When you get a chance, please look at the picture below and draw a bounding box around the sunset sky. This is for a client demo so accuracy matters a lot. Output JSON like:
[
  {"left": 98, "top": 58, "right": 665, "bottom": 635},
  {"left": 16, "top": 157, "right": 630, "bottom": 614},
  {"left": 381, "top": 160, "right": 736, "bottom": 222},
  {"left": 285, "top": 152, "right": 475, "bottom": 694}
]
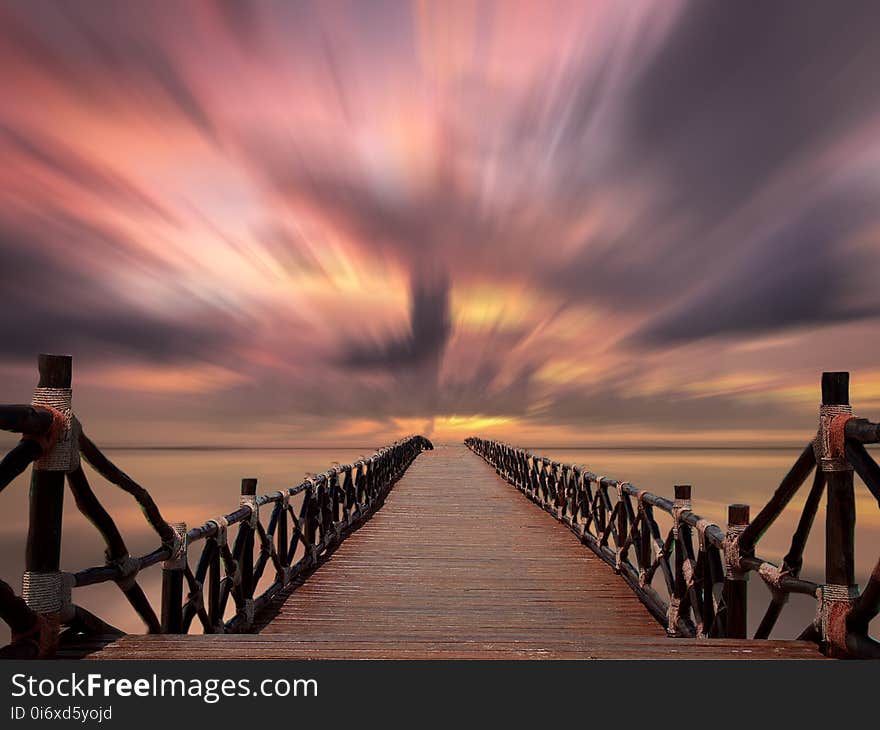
[{"left": 1, "top": 0, "right": 880, "bottom": 447}]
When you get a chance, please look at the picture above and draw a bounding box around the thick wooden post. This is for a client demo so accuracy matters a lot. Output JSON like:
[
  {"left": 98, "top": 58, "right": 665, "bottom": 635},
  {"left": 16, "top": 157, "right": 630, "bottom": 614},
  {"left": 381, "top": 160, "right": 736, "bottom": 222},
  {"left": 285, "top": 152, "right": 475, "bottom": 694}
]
[
  {"left": 822, "top": 372, "right": 855, "bottom": 588},
  {"left": 667, "top": 484, "right": 691, "bottom": 635},
  {"left": 724, "top": 503, "right": 750, "bottom": 639},
  {"left": 330, "top": 471, "right": 341, "bottom": 525},
  {"left": 231, "top": 477, "right": 258, "bottom": 630},
  {"left": 25, "top": 355, "right": 71, "bottom": 578},
  {"left": 276, "top": 493, "right": 289, "bottom": 570},
  {"left": 207, "top": 538, "right": 222, "bottom": 631},
  {"left": 160, "top": 521, "right": 187, "bottom": 633},
  {"left": 300, "top": 484, "right": 316, "bottom": 563},
  {"left": 23, "top": 354, "right": 72, "bottom": 634},
  {"left": 638, "top": 502, "right": 653, "bottom": 576},
  {"left": 240, "top": 478, "right": 257, "bottom": 600},
  {"left": 616, "top": 483, "right": 628, "bottom": 549}
]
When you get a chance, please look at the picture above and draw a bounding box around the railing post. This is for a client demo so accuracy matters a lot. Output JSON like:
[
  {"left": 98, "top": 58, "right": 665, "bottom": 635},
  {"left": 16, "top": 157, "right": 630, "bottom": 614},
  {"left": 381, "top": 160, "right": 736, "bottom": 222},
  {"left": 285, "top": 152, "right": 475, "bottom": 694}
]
[
  {"left": 276, "top": 492, "right": 289, "bottom": 577},
  {"left": 667, "top": 484, "right": 691, "bottom": 636},
  {"left": 208, "top": 534, "right": 222, "bottom": 631},
  {"left": 818, "top": 371, "right": 857, "bottom": 656},
  {"left": 301, "top": 482, "right": 317, "bottom": 564},
  {"left": 239, "top": 478, "right": 257, "bottom": 627},
  {"left": 160, "top": 521, "right": 187, "bottom": 633},
  {"left": 23, "top": 354, "right": 73, "bottom": 636},
  {"left": 822, "top": 372, "right": 855, "bottom": 588},
  {"left": 616, "top": 482, "right": 628, "bottom": 552},
  {"left": 723, "top": 504, "right": 749, "bottom": 639},
  {"left": 329, "top": 471, "right": 341, "bottom": 538},
  {"left": 638, "top": 498, "right": 652, "bottom": 581}
]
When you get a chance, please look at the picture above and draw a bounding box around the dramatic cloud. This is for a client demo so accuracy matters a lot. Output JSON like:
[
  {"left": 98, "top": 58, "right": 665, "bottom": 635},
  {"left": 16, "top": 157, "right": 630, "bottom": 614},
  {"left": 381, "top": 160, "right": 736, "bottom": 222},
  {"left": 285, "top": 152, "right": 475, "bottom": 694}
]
[
  {"left": 1, "top": 0, "right": 879, "bottom": 446},
  {"left": 626, "top": 1, "right": 880, "bottom": 216},
  {"left": 339, "top": 273, "right": 451, "bottom": 373},
  {"left": 630, "top": 189, "right": 880, "bottom": 345}
]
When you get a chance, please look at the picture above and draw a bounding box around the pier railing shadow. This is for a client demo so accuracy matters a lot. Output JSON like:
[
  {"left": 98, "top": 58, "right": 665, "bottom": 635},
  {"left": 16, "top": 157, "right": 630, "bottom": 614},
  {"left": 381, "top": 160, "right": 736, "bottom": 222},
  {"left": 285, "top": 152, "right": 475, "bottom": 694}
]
[
  {"left": 466, "top": 371, "right": 880, "bottom": 659},
  {"left": 0, "top": 353, "right": 433, "bottom": 658}
]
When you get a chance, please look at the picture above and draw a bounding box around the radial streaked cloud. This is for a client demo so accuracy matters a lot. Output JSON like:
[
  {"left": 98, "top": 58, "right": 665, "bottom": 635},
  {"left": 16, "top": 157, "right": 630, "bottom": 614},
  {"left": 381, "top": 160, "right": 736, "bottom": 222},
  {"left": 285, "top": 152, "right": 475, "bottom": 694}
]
[{"left": 1, "top": 0, "right": 879, "bottom": 447}]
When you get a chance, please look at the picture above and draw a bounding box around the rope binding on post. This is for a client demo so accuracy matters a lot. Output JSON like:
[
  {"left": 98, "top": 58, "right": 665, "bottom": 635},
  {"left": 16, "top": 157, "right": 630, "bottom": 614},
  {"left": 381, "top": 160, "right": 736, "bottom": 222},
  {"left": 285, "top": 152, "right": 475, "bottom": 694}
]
[
  {"left": 113, "top": 554, "right": 140, "bottom": 591},
  {"left": 635, "top": 490, "right": 651, "bottom": 587},
  {"left": 757, "top": 561, "right": 789, "bottom": 599},
  {"left": 672, "top": 488, "right": 691, "bottom": 539},
  {"left": 816, "top": 403, "right": 855, "bottom": 472},
  {"left": 275, "top": 490, "right": 290, "bottom": 511},
  {"left": 21, "top": 570, "right": 75, "bottom": 622},
  {"left": 208, "top": 516, "right": 229, "bottom": 547},
  {"left": 162, "top": 522, "right": 188, "bottom": 570},
  {"left": 815, "top": 583, "right": 859, "bottom": 657},
  {"left": 666, "top": 596, "right": 681, "bottom": 636},
  {"left": 240, "top": 492, "right": 259, "bottom": 529},
  {"left": 26, "top": 387, "right": 80, "bottom": 472},
  {"left": 614, "top": 481, "right": 632, "bottom": 572},
  {"left": 723, "top": 523, "right": 748, "bottom": 582}
]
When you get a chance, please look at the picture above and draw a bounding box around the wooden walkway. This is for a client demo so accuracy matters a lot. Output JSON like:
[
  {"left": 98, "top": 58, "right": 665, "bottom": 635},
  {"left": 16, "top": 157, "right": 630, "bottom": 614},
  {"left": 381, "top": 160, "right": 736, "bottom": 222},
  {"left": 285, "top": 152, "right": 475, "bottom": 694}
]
[{"left": 75, "top": 446, "right": 821, "bottom": 659}]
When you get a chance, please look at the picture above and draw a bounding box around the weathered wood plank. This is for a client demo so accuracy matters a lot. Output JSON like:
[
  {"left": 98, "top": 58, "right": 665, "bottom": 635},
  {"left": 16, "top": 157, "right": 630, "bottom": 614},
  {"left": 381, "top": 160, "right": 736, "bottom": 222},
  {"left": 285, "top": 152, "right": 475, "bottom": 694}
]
[{"left": 69, "top": 634, "right": 822, "bottom": 660}]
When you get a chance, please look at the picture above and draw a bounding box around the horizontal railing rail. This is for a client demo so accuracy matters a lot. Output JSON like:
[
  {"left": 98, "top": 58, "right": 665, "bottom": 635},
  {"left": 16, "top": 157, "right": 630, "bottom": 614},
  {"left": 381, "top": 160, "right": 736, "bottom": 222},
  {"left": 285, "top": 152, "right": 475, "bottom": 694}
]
[
  {"left": 466, "top": 373, "right": 880, "bottom": 658},
  {"left": 0, "top": 353, "right": 433, "bottom": 658}
]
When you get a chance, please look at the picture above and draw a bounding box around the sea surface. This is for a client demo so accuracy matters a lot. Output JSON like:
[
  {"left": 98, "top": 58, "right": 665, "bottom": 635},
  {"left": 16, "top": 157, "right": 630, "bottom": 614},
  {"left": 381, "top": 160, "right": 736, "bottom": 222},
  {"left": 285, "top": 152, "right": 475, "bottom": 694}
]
[{"left": 1, "top": 444, "right": 878, "bottom": 646}]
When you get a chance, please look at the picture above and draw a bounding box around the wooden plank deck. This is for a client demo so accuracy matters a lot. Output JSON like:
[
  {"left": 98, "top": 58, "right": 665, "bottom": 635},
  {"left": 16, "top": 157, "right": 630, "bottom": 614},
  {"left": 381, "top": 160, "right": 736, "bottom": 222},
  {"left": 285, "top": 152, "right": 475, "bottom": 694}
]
[{"left": 75, "top": 445, "right": 822, "bottom": 659}]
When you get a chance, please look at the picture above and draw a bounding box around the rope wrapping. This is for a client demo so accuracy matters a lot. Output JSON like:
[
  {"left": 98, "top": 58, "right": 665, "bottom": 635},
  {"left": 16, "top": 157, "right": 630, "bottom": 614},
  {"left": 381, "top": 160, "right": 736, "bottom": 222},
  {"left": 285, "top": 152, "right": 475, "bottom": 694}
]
[
  {"left": 672, "top": 497, "right": 690, "bottom": 539},
  {"left": 30, "top": 388, "right": 79, "bottom": 472},
  {"left": 682, "top": 558, "right": 695, "bottom": 587},
  {"left": 239, "top": 494, "right": 259, "bottom": 528},
  {"left": 724, "top": 524, "right": 748, "bottom": 581},
  {"left": 612, "top": 482, "right": 631, "bottom": 572},
  {"left": 162, "top": 522, "right": 187, "bottom": 570},
  {"left": 816, "top": 404, "right": 854, "bottom": 472},
  {"left": 757, "top": 561, "right": 787, "bottom": 597},
  {"left": 816, "top": 583, "right": 858, "bottom": 656},
  {"left": 113, "top": 554, "right": 140, "bottom": 590},
  {"left": 666, "top": 596, "right": 681, "bottom": 636},
  {"left": 21, "top": 571, "right": 74, "bottom": 620},
  {"left": 694, "top": 518, "right": 712, "bottom": 536},
  {"left": 208, "top": 516, "right": 228, "bottom": 547},
  {"left": 672, "top": 498, "right": 690, "bottom": 516}
]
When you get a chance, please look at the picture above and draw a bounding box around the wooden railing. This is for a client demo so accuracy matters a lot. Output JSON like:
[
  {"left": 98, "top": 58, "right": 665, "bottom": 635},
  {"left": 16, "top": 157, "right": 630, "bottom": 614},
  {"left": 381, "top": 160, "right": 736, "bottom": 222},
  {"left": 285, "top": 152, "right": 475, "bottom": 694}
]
[
  {"left": 0, "top": 353, "right": 433, "bottom": 658},
  {"left": 466, "top": 371, "right": 880, "bottom": 658}
]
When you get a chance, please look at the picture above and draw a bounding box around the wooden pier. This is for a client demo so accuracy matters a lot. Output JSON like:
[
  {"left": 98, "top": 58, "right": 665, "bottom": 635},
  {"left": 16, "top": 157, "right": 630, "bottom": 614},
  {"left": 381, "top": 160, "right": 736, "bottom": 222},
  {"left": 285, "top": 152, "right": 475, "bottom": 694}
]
[
  {"left": 68, "top": 446, "right": 819, "bottom": 659},
  {"left": 3, "top": 355, "right": 880, "bottom": 659}
]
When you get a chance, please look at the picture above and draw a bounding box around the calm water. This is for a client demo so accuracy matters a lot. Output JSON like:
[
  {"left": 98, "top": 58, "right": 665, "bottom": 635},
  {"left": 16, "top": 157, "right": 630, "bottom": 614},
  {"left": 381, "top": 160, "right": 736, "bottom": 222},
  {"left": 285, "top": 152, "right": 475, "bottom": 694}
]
[{"left": 1, "top": 443, "right": 878, "bottom": 645}]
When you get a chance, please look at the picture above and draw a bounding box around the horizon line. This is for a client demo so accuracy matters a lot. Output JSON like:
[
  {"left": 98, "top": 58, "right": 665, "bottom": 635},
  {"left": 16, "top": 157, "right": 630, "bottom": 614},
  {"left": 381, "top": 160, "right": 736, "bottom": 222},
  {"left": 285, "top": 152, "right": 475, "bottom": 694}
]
[{"left": 94, "top": 443, "right": 833, "bottom": 452}]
